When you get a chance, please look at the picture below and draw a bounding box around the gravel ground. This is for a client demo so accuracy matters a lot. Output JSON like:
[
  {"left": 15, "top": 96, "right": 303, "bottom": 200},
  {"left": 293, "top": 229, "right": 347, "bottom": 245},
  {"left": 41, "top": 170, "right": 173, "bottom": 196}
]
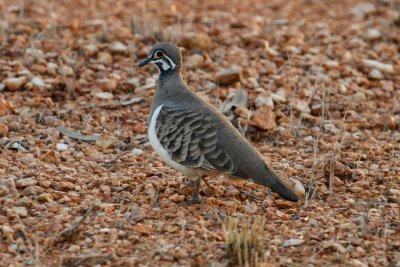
[{"left": 0, "top": 0, "right": 399, "bottom": 266}]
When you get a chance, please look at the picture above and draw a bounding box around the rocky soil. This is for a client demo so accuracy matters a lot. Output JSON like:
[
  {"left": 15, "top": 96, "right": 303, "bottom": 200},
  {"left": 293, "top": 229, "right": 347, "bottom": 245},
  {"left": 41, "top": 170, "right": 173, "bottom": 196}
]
[{"left": 0, "top": 0, "right": 399, "bottom": 266}]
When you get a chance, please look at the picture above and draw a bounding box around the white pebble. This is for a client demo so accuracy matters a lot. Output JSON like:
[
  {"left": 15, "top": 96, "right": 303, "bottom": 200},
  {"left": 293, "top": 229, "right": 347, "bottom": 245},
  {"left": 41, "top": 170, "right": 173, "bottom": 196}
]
[
  {"left": 109, "top": 41, "right": 128, "bottom": 54},
  {"left": 352, "top": 92, "right": 367, "bottom": 103},
  {"left": 2, "top": 225, "right": 14, "bottom": 235},
  {"left": 247, "top": 77, "right": 259, "bottom": 88},
  {"left": 131, "top": 148, "right": 143, "bottom": 156},
  {"left": 389, "top": 189, "right": 400, "bottom": 195},
  {"left": 94, "top": 92, "right": 114, "bottom": 99},
  {"left": 368, "top": 69, "right": 384, "bottom": 80},
  {"left": 144, "top": 183, "right": 156, "bottom": 196},
  {"left": 255, "top": 95, "right": 274, "bottom": 109},
  {"left": 283, "top": 239, "right": 304, "bottom": 247},
  {"left": 31, "top": 77, "right": 45, "bottom": 88},
  {"left": 351, "top": 2, "right": 375, "bottom": 17},
  {"left": 271, "top": 93, "right": 286, "bottom": 103},
  {"left": 56, "top": 143, "right": 69, "bottom": 151},
  {"left": 363, "top": 59, "right": 394, "bottom": 73},
  {"left": 365, "top": 28, "right": 381, "bottom": 40}
]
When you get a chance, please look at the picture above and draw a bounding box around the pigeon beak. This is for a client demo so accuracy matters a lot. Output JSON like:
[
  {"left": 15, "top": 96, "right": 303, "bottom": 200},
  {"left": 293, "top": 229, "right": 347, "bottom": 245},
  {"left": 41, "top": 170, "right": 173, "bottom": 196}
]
[{"left": 137, "top": 58, "right": 152, "bottom": 67}]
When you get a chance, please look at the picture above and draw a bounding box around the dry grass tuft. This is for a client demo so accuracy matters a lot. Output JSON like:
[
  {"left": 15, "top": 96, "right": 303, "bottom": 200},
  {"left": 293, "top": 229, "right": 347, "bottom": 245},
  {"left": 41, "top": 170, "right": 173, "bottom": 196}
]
[{"left": 223, "top": 216, "right": 266, "bottom": 267}]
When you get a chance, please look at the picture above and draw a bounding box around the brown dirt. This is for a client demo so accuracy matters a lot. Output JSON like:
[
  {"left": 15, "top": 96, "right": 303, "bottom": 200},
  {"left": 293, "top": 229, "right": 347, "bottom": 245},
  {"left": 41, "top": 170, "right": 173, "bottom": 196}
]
[{"left": 0, "top": 0, "right": 399, "bottom": 266}]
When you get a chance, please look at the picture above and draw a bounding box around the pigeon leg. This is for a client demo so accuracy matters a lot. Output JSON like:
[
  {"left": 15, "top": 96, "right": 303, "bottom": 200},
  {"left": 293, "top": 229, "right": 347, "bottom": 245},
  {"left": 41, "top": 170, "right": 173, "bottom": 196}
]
[{"left": 186, "top": 178, "right": 202, "bottom": 204}]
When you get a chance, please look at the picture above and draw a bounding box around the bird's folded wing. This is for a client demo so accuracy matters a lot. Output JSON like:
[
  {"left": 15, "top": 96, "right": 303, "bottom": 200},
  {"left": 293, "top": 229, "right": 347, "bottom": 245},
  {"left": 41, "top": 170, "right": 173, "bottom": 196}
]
[{"left": 155, "top": 105, "right": 237, "bottom": 174}]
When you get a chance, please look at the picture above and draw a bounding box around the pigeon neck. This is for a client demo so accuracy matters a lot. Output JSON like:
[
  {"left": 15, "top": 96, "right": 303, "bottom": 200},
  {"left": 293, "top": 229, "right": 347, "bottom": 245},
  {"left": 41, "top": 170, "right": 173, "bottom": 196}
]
[
  {"left": 153, "top": 69, "right": 188, "bottom": 108},
  {"left": 159, "top": 69, "right": 183, "bottom": 84}
]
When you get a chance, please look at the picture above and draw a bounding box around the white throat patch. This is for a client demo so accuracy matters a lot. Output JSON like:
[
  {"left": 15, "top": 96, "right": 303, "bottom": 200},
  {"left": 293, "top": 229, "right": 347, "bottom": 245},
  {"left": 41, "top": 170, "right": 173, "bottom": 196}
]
[
  {"left": 153, "top": 59, "right": 171, "bottom": 71},
  {"left": 150, "top": 55, "right": 176, "bottom": 71},
  {"left": 164, "top": 55, "right": 176, "bottom": 69}
]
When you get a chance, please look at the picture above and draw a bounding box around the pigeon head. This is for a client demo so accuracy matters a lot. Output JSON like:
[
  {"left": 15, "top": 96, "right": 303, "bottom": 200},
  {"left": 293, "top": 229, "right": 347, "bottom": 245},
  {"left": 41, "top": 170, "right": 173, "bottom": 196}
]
[{"left": 138, "top": 42, "right": 182, "bottom": 74}]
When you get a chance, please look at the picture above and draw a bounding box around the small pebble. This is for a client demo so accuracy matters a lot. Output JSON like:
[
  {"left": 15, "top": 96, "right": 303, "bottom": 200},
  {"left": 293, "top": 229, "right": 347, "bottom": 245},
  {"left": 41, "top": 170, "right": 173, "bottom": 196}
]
[
  {"left": 144, "top": 183, "right": 156, "bottom": 196},
  {"left": 365, "top": 28, "right": 381, "bottom": 40},
  {"left": 185, "top": 54, "right": 204, "bottom": 68},
  {"left": 12, "top": 206, "right": 28, "bottom": 217},
  {"left": 179, "top": 32, "right": 212, "bottom": 49},
  {"left": 16, "top": 178, "right": 37, "bottom": 188},
  {"left": 31, "top": 77, "right": 45, "bottom": 88},
  {"left": 109, "top": 41, "right": 128, "bottom": 54},
  {"left": 216, "top": 67, "right": 243, "bottom": 86},
  {"left": 283, "top": 239, "right": 304, "bottom": 247},
  {"left": 255, "top": 95, "right": 274, "bottom": 109},
  {"left": 0, "top": 123, "right": 8, "bottom": 136},
  {"left": 96, "top": 51, "right": 113, "bottom": 65},
  {"left": 368, "top": 69, "right": 384, "bottom": 80},
  {"left": 82, "top": 43, "right": 98, "bottom": 56},
  {"left": 56, "top": 143, "right": 69, "bottom": 151},
  {"left": 352, "top": 92, "right": 367, "bottom": 103},
  {"left": 389, "top": 189, "right": 400, "bottom": 195},
  {"left": 131, "top": 148, "right": 143, "bottom": 156},
  {"left": 224, "top": 185, "right": 240, "bottom": 197},
  {"left": 3, "top": 77, "right": 26, "bottom": 91},
  {"left": 169, "top": 193, "right": 185, "bottom": 203},
  {"left": 94, "top": 92, "right": 114, "bottom": 99}
]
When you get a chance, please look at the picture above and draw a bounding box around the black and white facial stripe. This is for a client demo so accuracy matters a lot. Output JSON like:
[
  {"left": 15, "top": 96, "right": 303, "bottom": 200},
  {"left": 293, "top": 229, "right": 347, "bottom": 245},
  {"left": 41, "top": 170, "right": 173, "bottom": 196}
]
[{"left": 150, "top": 49, "right": 176, "bottom": 72}]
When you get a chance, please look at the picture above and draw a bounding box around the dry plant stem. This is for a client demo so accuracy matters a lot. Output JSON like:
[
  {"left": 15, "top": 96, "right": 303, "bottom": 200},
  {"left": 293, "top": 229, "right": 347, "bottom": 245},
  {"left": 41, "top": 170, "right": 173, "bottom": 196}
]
[
  {"left": 239, "top": 189, "right": 264, "bottom": 202},
  {"left": 1, "top": 1, "right": 398, "bottom": 266},
  {"left": 327, "top": 107, "right": 349, "bottom": 194},
  {"left": 239, "top": 108, "right": 253, "bottom": 136},
  {"left": 320, "top": 84, "right": 327, "bottom": 128},
  {"left": 103, "top": 150, "right": 138, "bottom": 167},
  {"left": 151, "top": 183, "right": 160, "bottom": 208},
  {"left": 224, "top": 216, "right": 265, "bottom": 267},
  {"left": 304, "top": 135, "right": 321, "bottom": 207},
  {"left": 16, "top": 216, "right": 38, "bottom": 264},
  {"left": 288, "top": 105, "right": 293, "bottom": 134},
  {"left": 295, "top": 113, "right": 304, "bottom": 138},
  {"left": 54, "top": 94, "right": 141, "bottom": 113},
  {"left": 202, "top": 177, "right": 212, "bottom": 188},
  {"left": 58, "top": 59, "right": 76, "bottom": 98},
  {"left": 34, "top": 238, "right": 41, "bottom": 267},
  {"left": 18, "top": 0, "right": 24, "bottom": 22},
  {"left": 212, "top": 209, "right": 229, "bottom": 221},
  {"left": 56, "top": 205, "right": 96, "bottom": 244}
]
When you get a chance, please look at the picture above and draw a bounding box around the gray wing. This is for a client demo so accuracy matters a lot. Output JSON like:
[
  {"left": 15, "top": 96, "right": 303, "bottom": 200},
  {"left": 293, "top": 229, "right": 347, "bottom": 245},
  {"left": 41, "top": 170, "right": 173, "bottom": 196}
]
[{"left": 155, "top": 105, "right": 237, "bottom": 174}]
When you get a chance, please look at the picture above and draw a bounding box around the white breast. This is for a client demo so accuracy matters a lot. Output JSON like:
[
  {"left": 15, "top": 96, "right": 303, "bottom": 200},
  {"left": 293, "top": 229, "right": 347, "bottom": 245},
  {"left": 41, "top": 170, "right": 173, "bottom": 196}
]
[{"left": 148, "top": 105, "right": 197, "bottom": 177}]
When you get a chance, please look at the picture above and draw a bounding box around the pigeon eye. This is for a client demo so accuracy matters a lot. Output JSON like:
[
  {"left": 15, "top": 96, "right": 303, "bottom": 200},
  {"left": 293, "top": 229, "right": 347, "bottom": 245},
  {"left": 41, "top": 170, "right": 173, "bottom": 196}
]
[{"left": 154, "top": 51, "right": 164, "bottom": 58}]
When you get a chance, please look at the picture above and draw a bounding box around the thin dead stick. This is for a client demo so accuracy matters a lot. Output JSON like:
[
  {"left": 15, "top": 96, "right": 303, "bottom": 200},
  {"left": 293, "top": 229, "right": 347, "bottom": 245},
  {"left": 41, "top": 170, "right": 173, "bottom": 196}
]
[
  {"left": 239, "top": 189, "right": 264, "bottom": 201},
  {"left": 15, "top": 216, "right": 39, "bottom": 264},
  {"left": 104, "top": 150, "right": 133, "bottom": 167},
  {"left": 304, "top": 135, "right": 321, "bottom": 208},
  {"left": 317, "top": 94, "right": 395, "bottom": 114},
  {"left": 52, "top": 95, "right": 144, "bottom": 113},
  {"left": 151, "top": 183, "right": 160, "bottom": 208},
  {"left": 202, "top": 177, "right": 212, "bottom": 188},
  {"left": 328, "top": 108, "right": 349, "bottom": 194},
  {"left": 211, "top": 209, "right": 229, "bottom": 221},
  {"left": 55, "top": 204, "right": 95, "bottom": 244}
]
